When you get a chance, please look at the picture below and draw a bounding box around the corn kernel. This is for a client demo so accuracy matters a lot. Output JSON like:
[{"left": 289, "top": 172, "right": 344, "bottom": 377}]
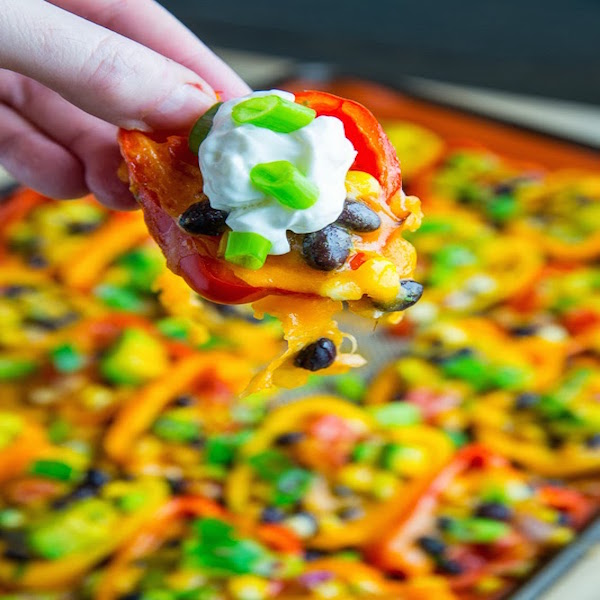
[
  {"left": 371, "top": 471, "right": 399, "bottom": 500},
  {"left": 228, "top": 574, "right": 270, "bottom": 600},
  {"left": 476, "top": 575, "right": 505, "bottom": 594},
  {"left": 337, "top": 464, "right": 374, "bottom": 493},
  {"left": 345, "top": 171, "right": 381, "bottom": 202},
  {"left": 547, "top": 526, "right": 575, "bottom": 546}
]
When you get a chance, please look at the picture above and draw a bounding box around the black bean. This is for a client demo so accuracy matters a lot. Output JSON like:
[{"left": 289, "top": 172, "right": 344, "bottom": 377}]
[
  {"left": 178, "top": 202, "right": 228, "bottom": 236},
  {"left": 436, "top": 516, "right": 454, "bottom": 531},
  {"left": 333, "top": 485, "right": 354, "bottom": 498},
  {"left": 84, "top": 469, "right": 110, "bottom": 488},
  {"left": 514, "top": 392, "right": 540, "bottom": 410},
  {"left": 275, "top": 431, "right": 306, "bottom": 446},
  {"left": 443, "top": 348, "right": 475, "bottom": 361},
  {"left": 2, "top": 531, "right": 30, "bottom": 562},
  {"left": 586, "top": 434, "right": 600, "bottom": 449},
  {"left": 548, "top": 435, "right": 564, "bottom": 449},
  {"left": 338, "top": 506, "right": 365, "bottom": 521},
  {"left": 336, "top": 199, "right": 381, "bottom": 232},
  {"left": 438, "top": 558, "right": 464, "bottom": 575},
  {"left": 261, "top": 506, "right": 286, "bottom": 523},
  {"left": 294, "top": 338, "right": 337, "bottom": 371},
  {"left": 66, "top": 221, "right": 101, "bottom": 235},
  {"left": 188, "top": 437, "right": 206, "bottom": 450},
  {"left": 301, "top": 225, "right": 351, "bottom": 271},
  {"left": 173, "top": 394, "right": 195, "bottom": 407},
  {"left": 27, "top": 312, "right": 78, "bottom": 331},
  {"left": 120, "top": 594, "right": 143, "bottom": 600},
  {"left": 417, "top": 536, "right": 446, "bottom": 556},
  {"left": 166, "top": 478, "right": 186, "bottom": 495},
  {"left": 374, "top": 279, "right": 424, "bottom": 312},
  {"left": 0, "top": 285, "right": 33, "bottom": 298},
  {"left": 475, "top": 502, "right": 512, "bottom": 521},
  {"left": 27, "top": 254, "right": 48, "bottom": 269},
  {"left": 304, "top": 549, "right": 326, "bottom": 561},
  {"left": 510, "top": 325, "right": 538, "bottom": 338},
  {"left": 557, "top": 512, "right": 572, "bottom": 526}
]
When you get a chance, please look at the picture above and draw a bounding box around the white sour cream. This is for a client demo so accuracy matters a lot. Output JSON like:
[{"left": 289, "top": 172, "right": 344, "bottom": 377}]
[{"left": 198, "top": 90, "right": 357, "bottom": 255}]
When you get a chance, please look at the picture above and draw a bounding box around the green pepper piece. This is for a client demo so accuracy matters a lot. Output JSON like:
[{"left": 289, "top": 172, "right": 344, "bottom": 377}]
[
  {"left": 486, "top": 194, "right": 518, "bottom": 223},
  {"left": 51, "top": 343, "right": 85, "bottom": 373},
  {"left": 186, "top": 517, "right": 274, "bottom": 576},
  {"left": 100, "top": 328, "right": 168, "bottom": 386},
  {"left": 118, "top": 247, "right": 164, "bottom": 292},
  {"left": 249, "top": 449, "right": 293, "bottom": 481},
  {"left": 441, "top": 353, "right": 489, "bottom": 391}
]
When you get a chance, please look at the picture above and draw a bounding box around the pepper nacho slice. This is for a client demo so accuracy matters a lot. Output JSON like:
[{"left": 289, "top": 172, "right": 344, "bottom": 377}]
[{"left": 118, "top": 90, "right": 423, "bottom": 390}]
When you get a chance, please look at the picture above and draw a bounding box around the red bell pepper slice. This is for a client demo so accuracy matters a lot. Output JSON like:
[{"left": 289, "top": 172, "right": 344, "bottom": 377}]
[
  {"left": 295, "top": 91, "right": 402, "bottom": 201},
  {"left": 369, "top": 444, "right": 509, "bottom": 573},
  {"left": 119, "top": 90, "right": 402, "bottom": 304}
]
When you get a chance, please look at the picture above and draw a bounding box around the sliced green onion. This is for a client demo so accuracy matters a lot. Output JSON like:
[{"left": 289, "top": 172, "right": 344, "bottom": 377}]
[
  {"left": 250, "top": 161, "right": 318, "bottom": 210},
  {"left": 156, "top": 317, "right": 189, "bottom": 341},
  {"left": 51, "top": 343, "right": 85, "bottom": 373},
  {"left": 445, "top": 517, "right": 510, "bottom": 544},
  {"left": 152, "top": 411, "right": 200, "bottom": 443},
  {"left": 0, "top": 356, "right": 37, "bottom": 381},
  {"left": 369, "top": 402, "right": 422, "bottom": 427},
  {"left": 274, "top": 468, "right": 313, "bottom": 507},
  {"left": 188, "top": 102, "right": 223, "bottom": 155},
  {"left": 29, "top": 459, "right": 76, "bottom": 482},
  {"left": 95, "top": 283, "right": 143, "bottom": 312},
  {"left": 232, "top": 95, "right": 315, "bottom": 133},
  {"left": 224, "top": 231, "right": 272, "bottom": 270}
]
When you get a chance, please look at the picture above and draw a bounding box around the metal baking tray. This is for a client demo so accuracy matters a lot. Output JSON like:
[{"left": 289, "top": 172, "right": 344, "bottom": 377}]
[{"left": 1, "top": 76, "right": 599, "bottom": 599}]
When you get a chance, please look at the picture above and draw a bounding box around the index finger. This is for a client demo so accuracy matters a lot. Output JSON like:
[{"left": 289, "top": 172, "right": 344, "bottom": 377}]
[{"left": 47, "top": 0, "right": 251, "bottom": 100}]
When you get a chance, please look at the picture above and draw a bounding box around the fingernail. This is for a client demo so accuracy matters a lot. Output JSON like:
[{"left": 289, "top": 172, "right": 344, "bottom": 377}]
[{"left": 142, "top": 84, "right": 217, "bottom": 130}]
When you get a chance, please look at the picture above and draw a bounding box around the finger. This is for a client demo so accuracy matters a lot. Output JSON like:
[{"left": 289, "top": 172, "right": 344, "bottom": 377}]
[
  {"left": 0, "top": 102, "right": 87, "bottom": 199},
  {"left": 0, "top": 0, "right": 218, "bottom": 131},
  {"left": 1, "top": 70, "right": 138, "bottom": 210},
  {"left": 47, "top": 0, "right": 251, "bottom": 100}
]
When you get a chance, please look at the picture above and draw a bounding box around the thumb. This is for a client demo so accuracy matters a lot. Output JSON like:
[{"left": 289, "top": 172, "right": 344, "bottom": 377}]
[{"left": 0, "top": 0, "right": 219, "bottom": 131}]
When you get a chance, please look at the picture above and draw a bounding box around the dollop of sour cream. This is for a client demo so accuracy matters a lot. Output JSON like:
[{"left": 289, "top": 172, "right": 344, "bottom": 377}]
[{"left": 199, "top": 90, "right": 357, "bottom": 255}]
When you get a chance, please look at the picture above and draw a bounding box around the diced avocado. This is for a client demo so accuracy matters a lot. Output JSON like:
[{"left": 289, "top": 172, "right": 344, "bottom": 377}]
[
  {"left": 28, "top": 498, "right": 118, "bottom": 559},
  {"left": 100, "top": 328, "right": 168, "bottom": 385}
]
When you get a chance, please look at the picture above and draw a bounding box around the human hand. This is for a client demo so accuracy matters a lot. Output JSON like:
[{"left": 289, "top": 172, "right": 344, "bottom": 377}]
[{"left": 0, "top": 0, "right": 251, "bottom": 209}]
